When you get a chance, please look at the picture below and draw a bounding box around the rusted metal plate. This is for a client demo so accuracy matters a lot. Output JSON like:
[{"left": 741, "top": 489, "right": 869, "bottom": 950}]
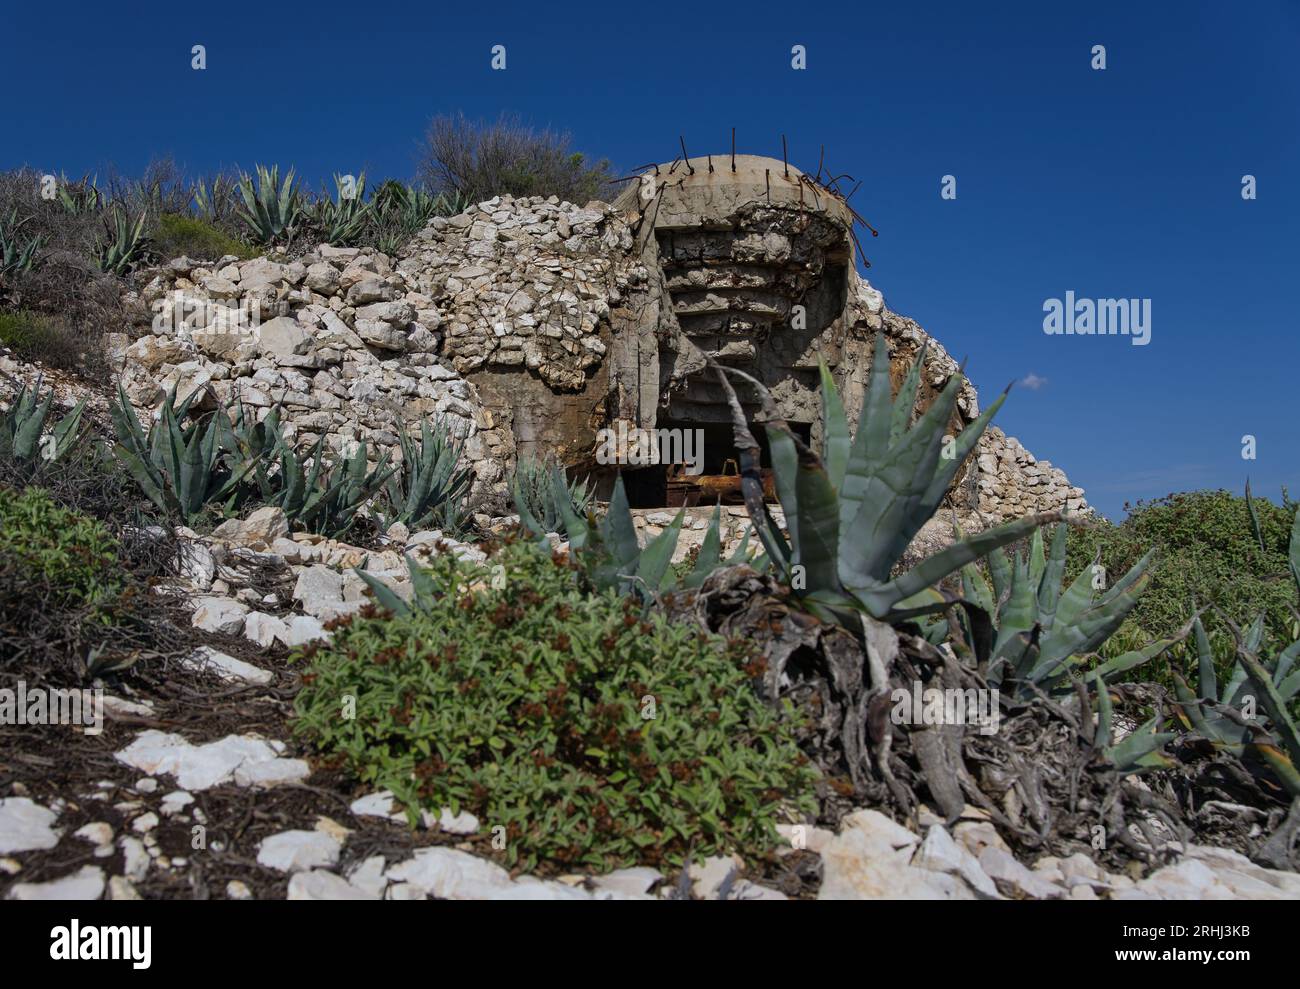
[{"left": 665, "top": 459, "right": 775, "bottom": 507}]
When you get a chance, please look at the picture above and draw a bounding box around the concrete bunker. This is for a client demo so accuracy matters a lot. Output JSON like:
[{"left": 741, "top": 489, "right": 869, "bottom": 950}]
[{"left": 602, "top": 154, "right": 863, "bottom": 508}]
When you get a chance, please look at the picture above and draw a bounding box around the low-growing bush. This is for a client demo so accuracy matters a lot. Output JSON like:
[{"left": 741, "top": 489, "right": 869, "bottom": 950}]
[
  {"left": 0, "top": 481, "right": 196, "bottom": 677},
  {"left": 0, "top": 486, "right": 123, "bottom": 618},
  {"left": 1068, "top": 490, "right": 1295, "bottom": 642},
  {"left": 150, "top": 213, "right": 257, "bottom": 262},
  {"left": 292, "top": 540, "right": 815, "bottom": 871},
  {"left": 1, "top": 252, "right": 125, "bottom": 339},
  {"left": 0, "top": 309, "right": 107, "bottom": 375},
  {"left": 418, "top": 112, "right": 617, "bottom": 205}
]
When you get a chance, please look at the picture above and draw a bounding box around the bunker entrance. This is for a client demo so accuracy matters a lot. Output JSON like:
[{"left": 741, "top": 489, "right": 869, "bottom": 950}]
[{"left": 621, "top": 419, "right": 811, "bottom": 509}]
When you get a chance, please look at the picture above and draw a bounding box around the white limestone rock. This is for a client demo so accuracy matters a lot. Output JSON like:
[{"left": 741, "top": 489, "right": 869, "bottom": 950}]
[
  {"left": 181, "top": 646, "right": 273, "bottom": 686},
  {"left": 115, "top": 730, "right": 307, "bottom": 791},
  {"left": 6, "top": 865, "right": 105, "bottom": 900},
  {"left": 0, "top": 798, "right": 61, "bottom": 854},
  {"left": 287, "top": 869, "right": 377, "bottom": 900},
  {"left": 256, "top": 829, "right": 342, "bottom": 874},
  {"left": 190, "top": 597, "right": 249, "bottom": 635}
]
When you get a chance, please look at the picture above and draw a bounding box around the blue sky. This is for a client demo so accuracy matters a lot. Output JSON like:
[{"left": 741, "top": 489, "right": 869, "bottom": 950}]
[{"left": 2, "top": 0, "right": 1297, "bottom": 519}]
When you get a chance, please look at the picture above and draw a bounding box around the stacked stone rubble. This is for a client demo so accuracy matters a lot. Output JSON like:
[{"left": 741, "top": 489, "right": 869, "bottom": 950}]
[{"left": 977, "top": 426, "right": 1088, "bottom": 521}]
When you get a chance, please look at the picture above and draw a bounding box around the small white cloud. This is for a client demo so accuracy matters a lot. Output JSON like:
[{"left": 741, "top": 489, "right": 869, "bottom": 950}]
[{"left": 1020, "top": 372, "right": 1048, "bottom": 391}]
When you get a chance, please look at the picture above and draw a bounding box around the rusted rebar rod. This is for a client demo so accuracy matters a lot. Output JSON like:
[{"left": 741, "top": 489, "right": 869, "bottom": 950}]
[
  {"left": 679, "top": 136, "right": 695, "bottom": 174},
  {"left": 798, "top": 173, "right": 821, "bottom": 209},
  {"left": 848, "top": 226, "right": 872, "bottom": 268},
  {"left": 823, "top": 172, "right": 855, "bottom": 195}
]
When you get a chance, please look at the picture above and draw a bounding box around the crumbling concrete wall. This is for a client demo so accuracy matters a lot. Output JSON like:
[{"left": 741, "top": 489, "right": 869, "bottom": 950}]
[{"left": 610, "top": 155, "right": 985, "bottom": 507}]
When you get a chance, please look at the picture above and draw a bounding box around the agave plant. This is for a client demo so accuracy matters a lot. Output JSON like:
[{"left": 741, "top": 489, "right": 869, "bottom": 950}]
[
  {"left": 120, "top": 173, "right": 189, "bottom": 216},
  {"left": 96, "top": 207, "right": 150, "bottom": 275},
  {"left": 1228, "top": 636, "right": 1300, "bottom": 797},
  {"left": 270, "top": 434, "right": 395, "bottom": 538},
  {"left": 379, "top": 418, "right": 474, "bottom": 532},
  {"left": 0, "top": 377, "right": 87, "bottom": 465},
  {"left": 370, "top": 182, "right": 461, "bottom": 254},
  {"left": 510, "top": 455, "right": 594, "bottom": 538},
  {"left": 678, "top": 501, "right": 754, "bottom": 590},
  {"left": 370, "top": 179, "right": 409, "bottom": 216},
  {"left": 110, "top": 383, "right": 256, "bottom": 522},
  {"left": 0, "top": 208, "right": 43, "bottom": 276},
  {"left": 374, "top": 181, "right": 457, "bottom": 224},
  {"left": 1090, "top": 673, "right": 1177, "bottom": 775},
  {"left": 710, "top": 333, "right": 1066, "bottom": 627},
  {"left": 212, "top": 398, "right": 396, "bottom": 537},
  {"left": 373, "top": 228, "right": 407, "bottom": 258},
  {"left": 1174, "top": 625, "right": 1300, "bottom": 797},
  {"left": 355, "top": 500, "right": 744, "bottom": 620},
  {"left": 213, "top": 398, "right": 290, "bottom": 504},
  {"left": 193, "top": 174, "right": 239, "bottom": 224},
  {"left": 312, "top": 172, "right": 372, "bottom": 246},
  {"left": 956, "top": 521, "right": 1177, "bottom": 698},
  {"left": 518, "top": 467, "right": 744, "bottom": 598},
  {"left": 235, "top": 164, "right": 302, "bottom": 244},
  {"left": 56, "top": 174, "right": 104, "bottom": 215}
]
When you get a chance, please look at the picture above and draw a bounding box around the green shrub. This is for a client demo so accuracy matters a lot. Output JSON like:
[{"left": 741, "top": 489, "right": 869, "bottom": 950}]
[
  {"left": 1067, "top": 490, "right": 1295, "bottom": 643},
  {"left": 292, "top": 540, "right": 815, "bottom": 871},
  {"left": 151, "top": 213, "right": 257, "bottom": 262},
  {"left": 0, "top": 486, "right": 123, "bottom": 615},
  {"left": 0, "top": 310, "right": 105, "bottom": 374}
]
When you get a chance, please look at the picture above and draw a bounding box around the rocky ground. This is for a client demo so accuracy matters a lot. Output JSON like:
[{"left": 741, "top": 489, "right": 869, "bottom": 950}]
[{"left": 4, "top": 489, "right": 1298, "bottom": 901}]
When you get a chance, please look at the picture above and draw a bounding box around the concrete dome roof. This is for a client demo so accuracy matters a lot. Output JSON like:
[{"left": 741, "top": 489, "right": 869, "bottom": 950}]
[{"left": 613, "top": 154, "right": 856, "bottom": 233}]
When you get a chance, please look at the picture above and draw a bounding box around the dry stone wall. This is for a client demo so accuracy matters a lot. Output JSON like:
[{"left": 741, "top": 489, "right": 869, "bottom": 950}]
[{"left": 978, "top": 426, "right": 1088, "bottom": 521}]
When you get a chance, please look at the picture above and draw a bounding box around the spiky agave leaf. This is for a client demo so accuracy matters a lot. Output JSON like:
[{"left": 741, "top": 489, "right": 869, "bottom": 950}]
[
  {"left": 301, "top": 439, "right": 395, "bottom": 538},
  {"left": 235, "top": 164, "right": 302, "bottom": 244},
  {"left": 708, "top": 338, "right": 1066, "bottom": 624},
  {"left": 0, "top": 377, "right": 86, "bottom": 465},
  {"left": 1230, "top": 634, "right": 1300, "bottom": 793},
  {"left": 517, "top": 470, "right": 710, "bottom": 600},
  {"left": 1172, "top": 603, "right": 1300, "bottom": 795},
  {"left": 315, "top": 171, "right": 372, "bottom": 246},
  {"left": 96, "top": 207, "right": 149, "bottom": 275},
  {"left": 0, "top": 207, "right": 43, "bottom": 275},
  {"left": 509, "top": 455, "right": 595, "bottom": 538},
  {"left": 680, "top": 502, "right": 729, "bottom": 590},
  {"left": 382, "top": 417, "right": 474, "bottom": 531},
  {"left": 109, "top": 385, "right": 264, "bottom": 522},
  {"left": 1092, "top": 674, "right": 1175, "bottom": 774},
  {"left": 961, "top": 511, "right": 1176, "bottom": 697}
]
